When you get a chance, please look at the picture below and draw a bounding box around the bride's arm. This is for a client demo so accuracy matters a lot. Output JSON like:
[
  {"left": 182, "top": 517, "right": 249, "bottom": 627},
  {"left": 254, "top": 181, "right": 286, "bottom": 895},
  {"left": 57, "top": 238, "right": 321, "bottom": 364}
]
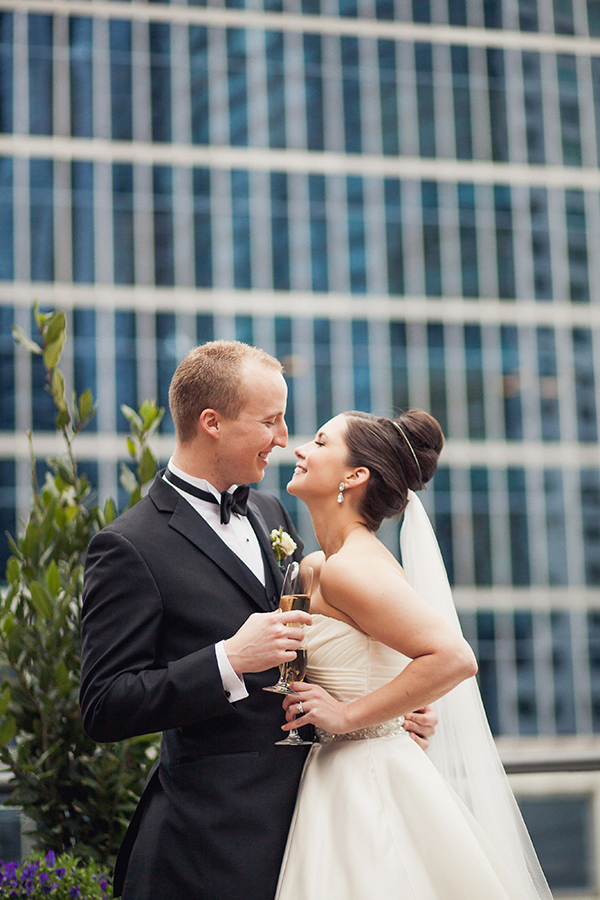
[{"left": 282, "top": 552, "right": 476, "bottom": 736}]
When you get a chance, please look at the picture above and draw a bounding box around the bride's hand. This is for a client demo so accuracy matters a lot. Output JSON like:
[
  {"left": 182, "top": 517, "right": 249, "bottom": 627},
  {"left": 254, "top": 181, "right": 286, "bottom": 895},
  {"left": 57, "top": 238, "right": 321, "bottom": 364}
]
[
  {"left": 403, "top": 705, "right": 438, "bottom": 751},
  {"left": 281, "top": 683, "right": 350, "bottom": 735}
]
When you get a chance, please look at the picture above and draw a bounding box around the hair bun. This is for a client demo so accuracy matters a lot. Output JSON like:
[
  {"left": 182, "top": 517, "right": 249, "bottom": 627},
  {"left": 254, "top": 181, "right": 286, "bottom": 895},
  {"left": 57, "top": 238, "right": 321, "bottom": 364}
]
[
  {"left": 395, "top": 410, "right": 444, "bottom": 490},
  {"left": 342, "top": 409, "right": 444, "bottom": 532}
]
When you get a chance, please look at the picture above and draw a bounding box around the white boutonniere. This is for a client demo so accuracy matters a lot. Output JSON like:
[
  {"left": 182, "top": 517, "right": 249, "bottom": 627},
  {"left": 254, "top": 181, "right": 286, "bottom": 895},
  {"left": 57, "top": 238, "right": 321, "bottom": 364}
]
[{"left": 270, "top": 527, "right": 297, "bottom": 564}]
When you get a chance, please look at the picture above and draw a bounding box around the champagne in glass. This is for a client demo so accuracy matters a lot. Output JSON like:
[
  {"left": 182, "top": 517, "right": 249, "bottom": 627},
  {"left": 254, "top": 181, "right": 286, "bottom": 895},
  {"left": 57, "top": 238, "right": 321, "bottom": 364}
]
[
  {"left": 279, "top": 647, "right": 307, "bottom": 688},
  {"left": 263, "top": 563, "right": 312, "bottom": 696}
]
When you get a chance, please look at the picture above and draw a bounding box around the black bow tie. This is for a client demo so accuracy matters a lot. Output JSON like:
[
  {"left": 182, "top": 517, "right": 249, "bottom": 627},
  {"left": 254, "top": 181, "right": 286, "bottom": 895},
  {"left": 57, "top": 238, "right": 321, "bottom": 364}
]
[{"left": 165, "top": 471, "right": 250, "bottom": 525}]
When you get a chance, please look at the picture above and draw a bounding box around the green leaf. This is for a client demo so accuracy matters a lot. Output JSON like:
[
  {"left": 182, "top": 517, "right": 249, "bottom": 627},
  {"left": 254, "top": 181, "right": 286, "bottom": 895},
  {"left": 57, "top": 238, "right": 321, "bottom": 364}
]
[
  {"left": 138, "top": 445, "right": 156, "bottom": 485},
  {"left": 11, "top": 324, "right": 42, "bottom": 356},
  {"left": 55, "top": 658, "right": 70, "bottom": 696},
  {"left": 43, "top": 336, "right": 65, "bottom": 370},
  {"left": 29, "top": 582, "right": 53, "bottom": 620},
  {"left": 62, "top": 506, "right": 79, "bottom": 525},
  {"left": 42, "top": 312, "right": 67, "bottom": 369},
  {"left": 103, "top": 497, "right": 117, "bottom": 524},
  {"left": 22, "top": 520, "right": 39, "bottom": 558},
  {"left": 0, "top": 714, "right": 16, "bottom": 746},
  {"left": 46, "top": 559, "right": 61, "bottom": 596},
  {"left": 52, "top": 460, "right": 76, "bottom": 486},
  {"left": 55, "top": 408, "right": 71, "bottom": 429},
  {"left": 121, "top": 404, "right": 142, "bottom": 431},
  {"left": 45, "top": 310, "right": 66, "bottom": 348},
  {"left": 139, "top": 399, "right": 162, "bottom": 428},
  {"left": 51, "top": 367, "right": 68, "bottom": 410},
  {"left": 126, "top": 437, "right": 136, "bottom": 459},
  {"left": 119, "top": 463, "right": 138, "bottom": 495},
  {"left": 128, "top": 486, "right": 142, "bottom": 507},
  {"left": 0, "top": 687, "right": 11, "bottom": 718},
  {"left": 6, "top": 556, "right": 20, "bottom": 584},
  {"left": 78, "top": 388, "right": 93, "bottom": 420}
]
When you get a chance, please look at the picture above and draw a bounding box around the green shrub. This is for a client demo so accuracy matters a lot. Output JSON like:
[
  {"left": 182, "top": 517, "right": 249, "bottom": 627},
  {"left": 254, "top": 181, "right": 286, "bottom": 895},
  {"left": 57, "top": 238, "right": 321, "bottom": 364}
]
[
  {"left": 0, "top": 850, "right": 112, "bottom": 898},
  {"left": 0, "top": 306, "right": 163, "bottom": 867}
]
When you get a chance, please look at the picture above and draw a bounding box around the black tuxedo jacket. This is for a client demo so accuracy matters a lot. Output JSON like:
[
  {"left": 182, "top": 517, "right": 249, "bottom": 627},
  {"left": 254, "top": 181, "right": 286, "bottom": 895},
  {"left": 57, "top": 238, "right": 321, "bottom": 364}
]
[{"left": 80, "top": 472, "right": 309, "bottom": 900}]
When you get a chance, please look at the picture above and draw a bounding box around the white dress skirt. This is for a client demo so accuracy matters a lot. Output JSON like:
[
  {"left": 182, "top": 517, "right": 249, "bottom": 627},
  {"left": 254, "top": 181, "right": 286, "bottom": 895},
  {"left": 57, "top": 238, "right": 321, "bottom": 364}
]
[{"left": 275, "top": 614, "right": 542, "bottom": 900}]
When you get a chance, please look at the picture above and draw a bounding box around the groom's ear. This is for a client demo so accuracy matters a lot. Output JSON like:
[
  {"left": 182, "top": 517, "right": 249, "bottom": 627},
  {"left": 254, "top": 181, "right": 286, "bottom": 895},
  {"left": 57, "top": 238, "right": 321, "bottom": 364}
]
[{"left": 199, "top": 408, "right": 221, "bottom": 439}]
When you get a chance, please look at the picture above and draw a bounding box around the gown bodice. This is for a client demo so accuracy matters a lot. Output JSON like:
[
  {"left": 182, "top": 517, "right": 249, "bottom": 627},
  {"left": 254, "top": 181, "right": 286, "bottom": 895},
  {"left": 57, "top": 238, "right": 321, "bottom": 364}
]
[{"left": 305, "top": 614, "right": 410, "bottom": 703}]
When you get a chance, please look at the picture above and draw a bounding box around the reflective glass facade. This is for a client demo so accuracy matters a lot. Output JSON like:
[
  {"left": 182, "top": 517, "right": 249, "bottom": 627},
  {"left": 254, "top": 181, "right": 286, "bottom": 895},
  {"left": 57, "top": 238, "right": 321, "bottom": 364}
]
[{"left": 1, "top": 0, "right": 600, "bottom": 744}]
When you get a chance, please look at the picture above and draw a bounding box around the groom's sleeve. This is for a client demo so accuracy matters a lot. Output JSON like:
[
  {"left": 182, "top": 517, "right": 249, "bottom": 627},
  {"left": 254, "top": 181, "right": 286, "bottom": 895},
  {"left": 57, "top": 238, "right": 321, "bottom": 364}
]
[{"left": 214, "top": 640, "right": 248, "bottom": 701}]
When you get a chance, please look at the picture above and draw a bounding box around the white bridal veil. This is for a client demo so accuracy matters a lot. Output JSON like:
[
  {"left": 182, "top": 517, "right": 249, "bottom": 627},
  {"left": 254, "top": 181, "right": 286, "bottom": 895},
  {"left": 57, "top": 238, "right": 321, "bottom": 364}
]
[{"left": 400, "top": 491, "right": 553, "bottom": 900}]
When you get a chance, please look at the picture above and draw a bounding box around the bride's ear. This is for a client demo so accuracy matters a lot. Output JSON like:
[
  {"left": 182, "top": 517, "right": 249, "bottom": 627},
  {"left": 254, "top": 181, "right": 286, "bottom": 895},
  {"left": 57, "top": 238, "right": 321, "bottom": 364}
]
[{"left": 346, "top": 466, "right": 370, "bottom": 488}]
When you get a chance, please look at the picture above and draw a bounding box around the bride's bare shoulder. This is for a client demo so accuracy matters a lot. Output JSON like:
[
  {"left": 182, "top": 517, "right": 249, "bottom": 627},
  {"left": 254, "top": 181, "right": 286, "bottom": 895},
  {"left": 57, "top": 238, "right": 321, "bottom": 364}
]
[{"left": 320, "top": 535, "right": 408, "bottom": 603}]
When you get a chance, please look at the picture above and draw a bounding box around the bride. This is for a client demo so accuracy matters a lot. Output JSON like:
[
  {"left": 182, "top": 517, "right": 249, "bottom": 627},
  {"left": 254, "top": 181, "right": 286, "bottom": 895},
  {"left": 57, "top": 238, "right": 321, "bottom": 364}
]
[{"left": 275, "top": 409, "right": 553, "bottom": 900}]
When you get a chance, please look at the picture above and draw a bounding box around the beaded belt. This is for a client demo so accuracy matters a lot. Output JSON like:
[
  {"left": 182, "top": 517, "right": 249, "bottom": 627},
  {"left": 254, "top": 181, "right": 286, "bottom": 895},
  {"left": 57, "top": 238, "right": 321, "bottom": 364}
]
[{"left": 315, "top": 716, "right": 406, "bottom": 744}]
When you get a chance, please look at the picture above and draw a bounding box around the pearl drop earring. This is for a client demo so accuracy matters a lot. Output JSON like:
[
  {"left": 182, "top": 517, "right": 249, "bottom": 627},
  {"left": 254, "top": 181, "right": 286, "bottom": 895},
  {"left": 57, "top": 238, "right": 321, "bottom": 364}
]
[{"left": 337, "top": 483, "right": 345, "bottom": 504}]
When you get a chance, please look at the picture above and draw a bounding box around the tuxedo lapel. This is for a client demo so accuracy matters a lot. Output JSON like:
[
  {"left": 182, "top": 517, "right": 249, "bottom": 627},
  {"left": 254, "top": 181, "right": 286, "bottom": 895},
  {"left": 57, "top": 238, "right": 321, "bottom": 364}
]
[
  {"left": 150, "top": 473, "right": 273, "bottom": 612},
  {"left": 247, "top": 501, "right": 285, "bottom": 591}
]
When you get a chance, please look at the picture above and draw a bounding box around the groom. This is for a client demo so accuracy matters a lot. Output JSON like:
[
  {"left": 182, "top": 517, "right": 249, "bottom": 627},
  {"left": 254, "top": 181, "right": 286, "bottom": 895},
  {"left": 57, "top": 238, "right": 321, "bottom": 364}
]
[{"left": 80, "top": 339, "right": 435, "bottom": 900}]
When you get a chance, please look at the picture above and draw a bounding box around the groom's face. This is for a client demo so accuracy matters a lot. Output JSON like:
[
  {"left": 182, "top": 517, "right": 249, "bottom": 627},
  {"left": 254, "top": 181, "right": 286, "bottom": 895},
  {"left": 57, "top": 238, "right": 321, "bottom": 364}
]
[{"left": 215, "top": 361, "right": 288, "bottom": 488}]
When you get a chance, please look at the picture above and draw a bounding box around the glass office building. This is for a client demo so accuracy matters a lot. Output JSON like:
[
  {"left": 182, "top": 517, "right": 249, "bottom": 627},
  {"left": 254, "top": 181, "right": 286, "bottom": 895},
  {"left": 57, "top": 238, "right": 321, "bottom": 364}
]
[{"left": 1, "top": 0, "right": 600, "bottom": 888}]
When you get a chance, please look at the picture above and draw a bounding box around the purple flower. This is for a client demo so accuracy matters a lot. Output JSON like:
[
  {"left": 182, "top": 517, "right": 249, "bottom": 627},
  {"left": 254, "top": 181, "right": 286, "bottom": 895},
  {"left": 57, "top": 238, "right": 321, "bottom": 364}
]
[
  {"left": 39, "top": 872, "right": 49, "bottom": 883},
  {"left": 44, "top": 851, "right": 56, "bottom": 867},
  {"left": 69, "top": 886, "right": 80, "bottom": 898},
  {"left": 55, "top": 868, "right": 66, "bottom": 879},
  {"left": 100, "top": 879, "right": 108, "bottom": 892}
]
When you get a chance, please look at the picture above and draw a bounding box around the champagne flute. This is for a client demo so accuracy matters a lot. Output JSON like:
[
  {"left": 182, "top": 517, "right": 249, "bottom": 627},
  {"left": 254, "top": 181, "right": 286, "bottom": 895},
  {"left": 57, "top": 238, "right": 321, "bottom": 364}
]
[
  {"left": 264, "top": 562, "right": 313, "bottom": 746},
  {"left": 263, "top": 562, "right": 312, "bottom": 695}
]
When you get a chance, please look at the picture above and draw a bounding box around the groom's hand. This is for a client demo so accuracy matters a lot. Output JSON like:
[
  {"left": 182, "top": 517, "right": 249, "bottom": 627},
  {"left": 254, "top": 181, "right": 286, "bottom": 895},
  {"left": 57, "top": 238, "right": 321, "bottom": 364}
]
[
  {"left": 403, "top": 705, "right": 438, "bottom": 751},
  {"left": 223, "top": 610, "right": 312, "bottom": 676}
]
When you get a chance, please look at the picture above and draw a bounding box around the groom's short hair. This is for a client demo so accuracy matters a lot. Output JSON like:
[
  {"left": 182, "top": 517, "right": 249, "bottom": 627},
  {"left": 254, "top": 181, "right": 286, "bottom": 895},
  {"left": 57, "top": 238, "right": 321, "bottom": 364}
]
[{"left": 169, "top": 340, "right": 283, "bottom": 443}]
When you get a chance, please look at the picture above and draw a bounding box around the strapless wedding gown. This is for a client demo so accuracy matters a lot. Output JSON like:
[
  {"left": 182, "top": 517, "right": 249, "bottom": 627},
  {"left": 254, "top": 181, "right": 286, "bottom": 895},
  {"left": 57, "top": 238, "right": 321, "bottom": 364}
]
[{"left": 275, "top": 615, "right": 536, "bottom": 900}]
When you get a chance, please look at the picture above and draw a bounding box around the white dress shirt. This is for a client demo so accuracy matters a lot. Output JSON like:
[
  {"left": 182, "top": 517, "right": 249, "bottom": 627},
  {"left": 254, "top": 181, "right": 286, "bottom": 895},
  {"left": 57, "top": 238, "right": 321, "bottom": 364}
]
[{"left": 166, "top": 459, "right": 269, "bottom": 702}]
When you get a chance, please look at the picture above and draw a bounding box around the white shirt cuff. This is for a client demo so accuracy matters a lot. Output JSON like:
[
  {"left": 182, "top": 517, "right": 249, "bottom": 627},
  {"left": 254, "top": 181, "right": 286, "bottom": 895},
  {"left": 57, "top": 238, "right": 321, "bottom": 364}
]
[{"left": 215, "top": 641, "right": 248, "bottom": 702}]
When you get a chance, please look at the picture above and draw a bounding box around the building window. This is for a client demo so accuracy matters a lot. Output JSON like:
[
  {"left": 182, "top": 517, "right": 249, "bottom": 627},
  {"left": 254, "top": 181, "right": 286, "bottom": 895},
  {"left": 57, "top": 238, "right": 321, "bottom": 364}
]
[
  {"left": 271, "top": 172, "right": 290, "bottom": 291},
  {"left": 28, "top": 14, "right": 52, "bottom": 137},
  {"left": 518, "top": 795, "right": 594, "bottom": 891},
  {"left": 378, "top": 40, "right": 399, "bottom": 156},
  {"left": 30, "top": 158, "right": 54, "bottom": 283},
  {"left": 451, "top": 45, "right": 472, "bottom": 160},
  {"left": 115, "top": 311, "right": 137, "bottom": 434},
  {"left": 72, "top": 161, "right": 94, "bottom": 284},
  {"left": 384, "top": 179, "right": 403, "bottom": 295},
  {"left": 73, "top": 309, "right": 97, "bottom": 432},
  {"left": 0, "top": 157, "right": 13, "bottom": 280},
  {"left": 110, "top": 19, "right": 132, "bottom": 141},
  {"left": 458, "top": 183, "right": 478, "bottom": 297},
  {"left": 69, "top": 17, "right": 93, "bottom": 139},
  {"left": 347, "top": 176, "right": 366, "bottom": 294},
  {"left": 193, "top": 167, "right": 212, "bottom": 288},
  {"left": 227, "top": 28, "right": 248, "bottom": 148},
  {"left": 112, "top": 164, "right": 134, "bottom": 285},
  {"left": 314, "top": 318, "right": 333, "bottom": 427},
  {"left": 0, "top": 13, "right": 13, "bottom": 134},
  {"left": 415, "top": 43, "right": 435, "bottom": 158},
  {"left": 565, "top": 189, "right": 590, "bottom": 303},
  {"left": 308, "top": 174, "right": 328, "bottom": 292},
  {"left": 231, "top": 169, "right": 252, "bottom": 289},
  {"left": 153, "top": 166, "right": 174, "bottom": 287}
]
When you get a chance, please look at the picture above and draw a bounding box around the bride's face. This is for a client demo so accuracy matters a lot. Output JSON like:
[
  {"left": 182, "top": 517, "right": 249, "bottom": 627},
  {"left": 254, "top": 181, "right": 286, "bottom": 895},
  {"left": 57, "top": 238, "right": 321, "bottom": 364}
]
[{"left": 287, "top": 414, "right": 350, "bottom": 500}]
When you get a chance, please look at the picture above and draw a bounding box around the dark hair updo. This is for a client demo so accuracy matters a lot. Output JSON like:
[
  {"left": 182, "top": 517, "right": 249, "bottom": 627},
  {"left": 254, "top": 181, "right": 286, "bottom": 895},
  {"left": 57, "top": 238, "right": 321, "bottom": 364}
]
[{"left": 342, "top": 409, "right": 444, "bottom": 533}]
